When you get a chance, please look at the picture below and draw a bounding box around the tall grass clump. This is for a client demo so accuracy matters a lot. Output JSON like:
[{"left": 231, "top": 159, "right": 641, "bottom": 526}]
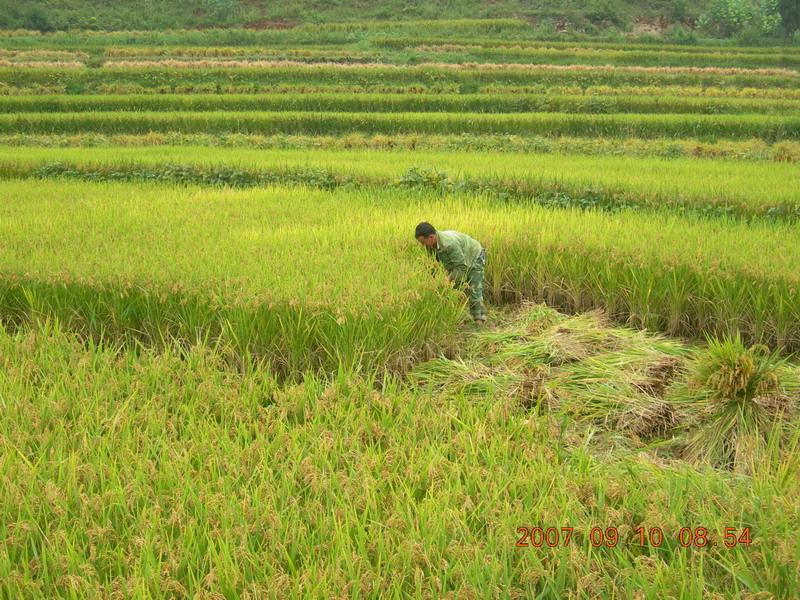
[{"left": 669, "top": 335, "right": 800, "bottom": 472}]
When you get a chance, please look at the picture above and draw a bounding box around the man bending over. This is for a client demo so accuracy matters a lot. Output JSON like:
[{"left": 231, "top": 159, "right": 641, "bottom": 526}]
[{"left": 415, "top": 221, "right": 487, "bottom": 324}]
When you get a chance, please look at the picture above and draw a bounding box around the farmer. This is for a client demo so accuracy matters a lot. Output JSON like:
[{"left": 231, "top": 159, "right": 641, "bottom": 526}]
[{"left": 415, "top": 222, "right": 487, "bottom": 324}]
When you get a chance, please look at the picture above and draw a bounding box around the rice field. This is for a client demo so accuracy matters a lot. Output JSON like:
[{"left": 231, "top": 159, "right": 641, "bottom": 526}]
[
  {"left": 2, "top": 145, "right": 798, "bottom": 217},
  {"left": 6, "top": 92, "right": 800, "bottom": 115},
  {"left": 1, "top": 18, "right": 799, "bottom": 598}
]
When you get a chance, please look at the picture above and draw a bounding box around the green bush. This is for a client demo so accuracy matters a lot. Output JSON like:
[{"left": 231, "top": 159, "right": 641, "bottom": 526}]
[
  {"left": 700, "top": 0, "right": 783, "bottom": 37},
  {"left": 667, "top": 24, "right": 699, "bottom": 44},
  {"left": 779, "top": 0, "right": 800, "bottom": 35}
]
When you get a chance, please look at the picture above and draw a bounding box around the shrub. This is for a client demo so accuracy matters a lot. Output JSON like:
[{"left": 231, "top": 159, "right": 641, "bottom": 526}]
[{"left": 700, "top": 0, "right": 783, "bottom": 37}]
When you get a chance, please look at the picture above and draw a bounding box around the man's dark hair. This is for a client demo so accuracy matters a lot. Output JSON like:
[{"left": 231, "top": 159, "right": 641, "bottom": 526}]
[{"left": 415, "top": 222, "right": 436, "bottom": 238}]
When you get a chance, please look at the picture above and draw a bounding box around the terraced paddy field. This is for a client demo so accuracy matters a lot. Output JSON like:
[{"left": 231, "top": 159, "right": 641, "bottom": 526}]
[{"left": 1, "top": 18, "right": 799, "bottom": 598}]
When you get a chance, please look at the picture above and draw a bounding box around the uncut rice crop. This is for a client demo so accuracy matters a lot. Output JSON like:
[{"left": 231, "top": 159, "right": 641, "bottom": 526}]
[
  {"left": 0, "top": 180, "right": 463, "bottom": 377},
  {"left": 1, "top": 179, "right": 800, "bottom": 353},
  {"left": 4, "top": 65, "right": 798, "bottom": 94},
  {"left": 407, "top": 45, "right": 800, "bottom": 69},
  {"left": 2, "top": 132, "right": 799, "bottom": 163},
  {"left": 2, "top": 145, "right": 796, "bottom": 216},
  {"left": 486, "top": 84, "right": 800, "bottom": 100},
  {"left": 6, "top": 319, "right": 794, "bottom": 597},
  {"left": 373, "top": 36, "right": 800, "bottom": 56},
  {"left": 2, "top": 110, "right": 799, "bottom": 141},
  {"left": 89, "top": 43, "right": 800, "bottom": 69},
  {"left": 668, "top": 334, "right": 799, "bottom": 473},
  {"left": 3, "top": 93, "right": 799, "bottom": 116},
  {"left": 0, "top": 21, "right": 797, "bottom": 52},
  {"left": 372, "top": 38, "right": 800, "bottom": 67},
  {"left": 6, "top": 81, "right": 800, "bottom": 101}
]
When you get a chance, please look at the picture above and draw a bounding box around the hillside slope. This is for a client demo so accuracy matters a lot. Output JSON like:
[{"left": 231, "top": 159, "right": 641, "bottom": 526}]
[{"left": 0, "top": 0, "right": 710, "bottom": 34}]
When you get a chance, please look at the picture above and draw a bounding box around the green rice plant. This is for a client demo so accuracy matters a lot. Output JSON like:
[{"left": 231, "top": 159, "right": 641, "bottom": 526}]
[
  {"left": 4, "top": 319, "right": 795, "bottom": 596},
  {"left": 90, "top": 49, "right": 800, "bottom": 70},
  {"left": 0, "top": 180, "right": 465, "bottom": 378},
  {"left": 2, "top": 132, "right": 797, "bottom": 163},
  {"left": 487, "top": 83, "right": 800, "bottom": 100},
  {"left": 3, "top": 64, "right": 798, "bottom": 95},
  {"left": 669, "top": 335, "right": 800, "bottom": 472},
  {"left": 1, "top": 146, "right": 796, "bottom": 219},
  {"left": 2, "top": 175, "right": 800, "bottom": 358},
  {"left": 1, "top": 110, "right": 799, "bottom": 141},
  {"left": 372, "top": 38, "right": 800, "bottom": 67},
  {"left": 3, "top": 92, "right": 800, "bottom": 116},
  {"left": 406, "top": 45, "right": 800, "bottom": 69},
  {"left": 372, "top": 35, "right": 800, "bottom": 55}
]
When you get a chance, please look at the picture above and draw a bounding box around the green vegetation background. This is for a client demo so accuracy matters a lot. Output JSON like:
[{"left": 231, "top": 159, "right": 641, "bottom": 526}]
[
  {"left": 3, "top": 1, "right": 799, "bottom": 44},
  {"left": 0, "top": 1, "right": 701, "bottom": 31}
]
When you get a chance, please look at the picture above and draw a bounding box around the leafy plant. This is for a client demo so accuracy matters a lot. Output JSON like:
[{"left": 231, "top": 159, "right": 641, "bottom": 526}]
[{"left": 700, "top": 0, "right": 783, "bottom": 36}]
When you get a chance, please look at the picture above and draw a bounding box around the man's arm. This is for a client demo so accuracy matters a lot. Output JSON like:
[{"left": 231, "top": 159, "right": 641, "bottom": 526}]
[{"left": 442, "top": 245, "right": 469, "bottom": 287}]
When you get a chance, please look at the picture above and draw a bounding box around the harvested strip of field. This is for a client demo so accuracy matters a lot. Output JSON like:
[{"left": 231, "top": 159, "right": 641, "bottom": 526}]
[
  {"left": 0, "top": 60, "right": 85, "bottom": 68},
  {"left": 2, "top": 132, "right": 798, "bottom": 163},
  {"left": 3, "top": 110, "right": 799, "bottom": 141},
  {"left": 3, "top": 93, "right": 799, "bottom": 116},
  {"left": 1, "top": 179, "right": 799, "bottom": 353},
  {"left": 2, "top": 146, "right": 796, "bottom": 217},
  {"left": 411, "top": 303, "right": 799, "bottom": 469},
  {"left": 103, "top": 45, "right": 350, "bottom": 57},
  {"left": 87, "top": 44, "right": 800, "bottom": 69},
  {"left": 0, "top": 50, "right": 89, "bottom": 60},
  {"left": 97, "top": 59, "right": 799, "bottom": 78}
]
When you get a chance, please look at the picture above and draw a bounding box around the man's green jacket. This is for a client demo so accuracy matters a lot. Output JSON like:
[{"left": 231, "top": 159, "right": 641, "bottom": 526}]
[{"left": 434, "top": 230, "right": 483, "bottom": 286}]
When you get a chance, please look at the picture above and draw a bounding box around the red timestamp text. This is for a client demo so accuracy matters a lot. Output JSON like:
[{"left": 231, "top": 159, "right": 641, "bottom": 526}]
[{"left": 515, "top": 526, "right": 752, "bottom": 549}]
